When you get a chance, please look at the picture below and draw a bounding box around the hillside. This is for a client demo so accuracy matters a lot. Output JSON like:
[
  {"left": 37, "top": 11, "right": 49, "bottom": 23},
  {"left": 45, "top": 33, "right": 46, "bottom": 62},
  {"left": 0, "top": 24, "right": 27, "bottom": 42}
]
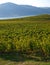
[
  {"left": 1, "top": 14, "right": 50, "bottom": 21},
  {"left": 0, "top": 15, "right": 50, "bottom": 65},
  {"left": 0, "top": 2, "right": 50, "bottom": 18},
  {"left": 17, "top": 14, "right": 50, "bottom": 21}
]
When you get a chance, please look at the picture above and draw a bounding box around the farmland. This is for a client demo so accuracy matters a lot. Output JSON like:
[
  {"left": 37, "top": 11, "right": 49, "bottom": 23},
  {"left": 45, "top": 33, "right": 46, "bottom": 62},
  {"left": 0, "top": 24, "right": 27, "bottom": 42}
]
[{"left": 0, "top": 14, "right": 50, "bottom": 65}]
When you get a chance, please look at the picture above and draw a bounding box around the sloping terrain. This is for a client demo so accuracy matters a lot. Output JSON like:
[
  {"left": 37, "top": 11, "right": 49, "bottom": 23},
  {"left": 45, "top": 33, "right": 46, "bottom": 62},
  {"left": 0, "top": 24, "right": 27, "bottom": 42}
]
[
  {"left": 0, "top": 2, "right": 50, "bottom": 18},
  {"left": 0, "top": 15, "right": 50, "bottom": 65}
]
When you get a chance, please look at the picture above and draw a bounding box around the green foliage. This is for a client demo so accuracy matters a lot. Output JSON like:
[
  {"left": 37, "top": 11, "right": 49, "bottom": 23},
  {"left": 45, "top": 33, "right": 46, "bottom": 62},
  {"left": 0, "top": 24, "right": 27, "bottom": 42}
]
[{"left": 0, "top": 14, "right": 50, "bottom": 59}]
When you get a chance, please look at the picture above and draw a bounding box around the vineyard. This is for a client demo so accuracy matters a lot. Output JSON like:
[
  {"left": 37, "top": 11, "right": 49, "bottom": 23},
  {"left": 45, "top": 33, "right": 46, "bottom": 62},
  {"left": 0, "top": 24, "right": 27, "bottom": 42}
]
[{"left": 0, "top": 15, "right": 50, "bottom": 64}]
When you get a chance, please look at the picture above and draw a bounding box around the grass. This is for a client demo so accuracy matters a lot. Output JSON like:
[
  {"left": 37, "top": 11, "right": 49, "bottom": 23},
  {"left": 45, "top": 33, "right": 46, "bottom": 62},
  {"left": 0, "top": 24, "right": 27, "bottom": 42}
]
[{"left": 0, "top": 14, "right": 50, "bottom": 65}]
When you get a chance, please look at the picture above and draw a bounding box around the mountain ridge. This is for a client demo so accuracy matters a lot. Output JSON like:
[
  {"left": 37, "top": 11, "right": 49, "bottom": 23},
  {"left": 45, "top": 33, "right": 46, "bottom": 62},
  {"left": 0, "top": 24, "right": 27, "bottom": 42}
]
[{"left": 0, "top": 2, "right": 50, "bottom": 18}]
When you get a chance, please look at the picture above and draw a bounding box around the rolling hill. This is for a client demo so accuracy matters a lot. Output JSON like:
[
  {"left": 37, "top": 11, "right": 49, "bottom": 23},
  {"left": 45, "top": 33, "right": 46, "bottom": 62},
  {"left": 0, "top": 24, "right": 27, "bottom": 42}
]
[{"left": 0, "top": 2, "right": 50, "bottom": 18}]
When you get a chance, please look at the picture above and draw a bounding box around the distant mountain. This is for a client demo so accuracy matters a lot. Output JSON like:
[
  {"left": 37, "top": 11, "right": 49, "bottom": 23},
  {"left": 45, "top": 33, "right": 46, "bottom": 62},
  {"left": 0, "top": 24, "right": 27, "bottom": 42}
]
[{"left": 0, "top": 2, "right": 50, "bottom": 18}]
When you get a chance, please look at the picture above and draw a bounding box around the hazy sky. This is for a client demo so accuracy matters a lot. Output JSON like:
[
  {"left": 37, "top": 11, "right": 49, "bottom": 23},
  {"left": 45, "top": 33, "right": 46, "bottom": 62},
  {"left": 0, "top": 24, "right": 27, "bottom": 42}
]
[{"left": 0, "top": 0, "right": 50, "bottom": 7}]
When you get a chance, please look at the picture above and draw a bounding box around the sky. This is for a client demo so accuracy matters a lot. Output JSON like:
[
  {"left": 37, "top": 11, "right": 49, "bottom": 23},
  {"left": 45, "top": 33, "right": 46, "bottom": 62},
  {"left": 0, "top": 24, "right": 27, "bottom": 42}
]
[{"left": 0, "top": 0, "right": 50, "bottom": 7}]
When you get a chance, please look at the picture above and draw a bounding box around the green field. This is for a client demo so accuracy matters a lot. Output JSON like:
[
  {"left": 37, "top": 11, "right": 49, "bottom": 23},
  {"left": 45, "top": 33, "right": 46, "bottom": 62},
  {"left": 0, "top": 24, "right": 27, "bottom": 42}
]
[{"left": 0, "top": 14, "right": 50, "bottom": 65}]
